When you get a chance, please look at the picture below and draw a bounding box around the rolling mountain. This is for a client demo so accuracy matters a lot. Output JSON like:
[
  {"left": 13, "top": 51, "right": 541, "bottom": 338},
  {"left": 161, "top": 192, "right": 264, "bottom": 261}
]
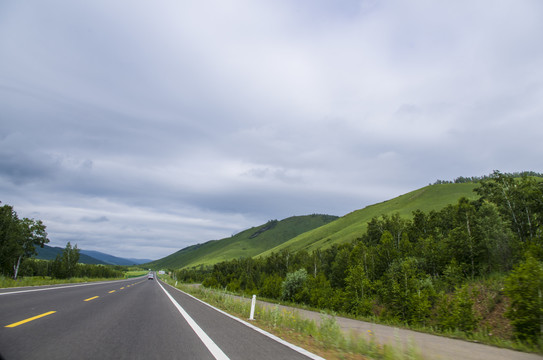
[
  {"left": 35, "top": 245, "right": 152, "bottom": 265},
  {"left": 79, "top": 250, "right": 152, "bottom": 266},
  {"left": 151, "top": 182, "right": 479, "bottom": 270},
  {"left": 35, "top": 245, "right": 104, "bottom": 264},
  {"left": 146, "top": 214, "right": 339, "bottom": 269}
]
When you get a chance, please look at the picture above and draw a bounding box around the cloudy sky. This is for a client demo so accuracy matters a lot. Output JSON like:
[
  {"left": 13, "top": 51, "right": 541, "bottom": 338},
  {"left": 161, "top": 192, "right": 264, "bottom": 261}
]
[{"left": 1, "top": 1, "right": 542, "bottom": 260}]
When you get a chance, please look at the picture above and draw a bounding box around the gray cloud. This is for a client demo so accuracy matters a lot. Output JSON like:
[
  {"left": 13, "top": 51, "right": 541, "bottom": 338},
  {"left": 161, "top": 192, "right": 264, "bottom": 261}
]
[
  {"left": 1, "top": 0, "right": 542, "bottom": 259},
  {"left": 81, "top": 216, "right": 109, "bottom": 223}
]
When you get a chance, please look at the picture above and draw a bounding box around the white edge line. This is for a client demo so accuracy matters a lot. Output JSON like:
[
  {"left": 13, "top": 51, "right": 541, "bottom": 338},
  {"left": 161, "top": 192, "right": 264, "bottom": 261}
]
[
  {"left": 157, "top": 280, "right": 229, "bottom": 360},
  {"left": 0, "top": 277, "right": 143, "bottom": 296},
  {"left": 161, "top": 281, "right": 325, "bottom": 360}
]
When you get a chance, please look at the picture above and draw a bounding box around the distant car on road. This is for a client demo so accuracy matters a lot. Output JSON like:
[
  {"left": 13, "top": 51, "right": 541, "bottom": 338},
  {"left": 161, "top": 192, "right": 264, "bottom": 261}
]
[{"left": 148, "top": 273, "right": 154, "bottom": 280}]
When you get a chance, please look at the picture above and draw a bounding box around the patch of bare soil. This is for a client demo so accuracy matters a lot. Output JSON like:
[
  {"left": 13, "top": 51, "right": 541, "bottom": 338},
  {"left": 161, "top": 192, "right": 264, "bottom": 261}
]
[{"left": 471, "top": 283, "right": 513, "bottom": 340}]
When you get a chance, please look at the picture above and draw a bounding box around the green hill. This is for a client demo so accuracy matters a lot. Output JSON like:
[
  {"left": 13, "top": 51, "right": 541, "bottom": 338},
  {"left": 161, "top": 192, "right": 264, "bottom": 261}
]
[
  {"left": 258, "top": 183, "right": 479, "bottom": 256},
  {"left": 149, "top": 183, "right": 479, "bottom": 270},
  {"left": 147, "top": 214, "right": 339, "bottom": 270}
]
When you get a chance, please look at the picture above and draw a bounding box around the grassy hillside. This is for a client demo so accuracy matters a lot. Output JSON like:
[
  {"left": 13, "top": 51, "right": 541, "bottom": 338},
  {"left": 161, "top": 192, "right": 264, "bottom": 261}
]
[
  {"left": 258, "top": 183, "right": 479, "bottom": 256},
  {"left": 147, "top": 214, "right": 338, "bottom": 270}
]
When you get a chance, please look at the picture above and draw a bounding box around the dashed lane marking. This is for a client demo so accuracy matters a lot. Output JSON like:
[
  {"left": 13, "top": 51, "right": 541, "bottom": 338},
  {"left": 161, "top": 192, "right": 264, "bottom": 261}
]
[{"left": 5, "top": 311, "right": 56, "bottom": 328}]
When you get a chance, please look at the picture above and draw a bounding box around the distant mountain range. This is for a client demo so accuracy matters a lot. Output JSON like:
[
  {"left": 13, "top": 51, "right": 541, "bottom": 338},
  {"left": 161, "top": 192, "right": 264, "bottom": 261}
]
[
  {"left": 79, "top": 250, "right": 152, "bottom": 266},
  {"left": 34, "top": 245, "right": 152, "bottom": 266}
]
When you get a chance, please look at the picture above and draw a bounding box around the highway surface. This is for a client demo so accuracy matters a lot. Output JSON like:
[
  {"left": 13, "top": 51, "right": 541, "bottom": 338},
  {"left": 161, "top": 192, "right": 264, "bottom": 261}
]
[{"left": 0, "top": 276, "right": 321, "bottom": 360}]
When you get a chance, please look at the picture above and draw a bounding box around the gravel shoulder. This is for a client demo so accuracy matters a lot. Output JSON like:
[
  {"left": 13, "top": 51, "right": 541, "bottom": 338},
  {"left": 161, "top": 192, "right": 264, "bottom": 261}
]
[{"left": 239, "top": 295, "right": 543, "bottom": 360}]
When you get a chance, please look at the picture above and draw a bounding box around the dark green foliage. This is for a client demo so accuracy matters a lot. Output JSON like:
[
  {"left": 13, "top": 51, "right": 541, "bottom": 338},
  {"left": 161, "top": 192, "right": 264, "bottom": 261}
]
[
  {"left": 434, "top": 171, "right": 543, "bottom": 185},
  {"left": 260, "top": 274, "right": 283, "bottom": 299},
  {"left": 345, "top": 263, "right": 373, "bottom": 316},
  {"left": 13, "top": 257, "right": 122, "bottom": 279},
  {"left": 0, "top": 203, "right": 49, "bottom": 279},
  {"left": 475, "top": 171, "right": 543, "bottom": 248},
  {"left": 441, "top": 259, "right": 465, "bottom": 291},
  {"left": 504, "top": 257, "right": 543, "bottom": 343},
  {"left": 437, "top": 285, "right": 477, "bottom": 333},
  {"left": 174, "top": 266, "right": 211, "bottom": 283},
  {"left": 329, "top": 247, "right": 350, "bottom": 288},
  {"left": 51, "top": 242, "right": 80, "bottom": 279},
  {"left": 379, "top": 257, "right": 435, "bottom": 324},
  {"left": 307, "top": 272, "right": 339, "bottom": 310}
]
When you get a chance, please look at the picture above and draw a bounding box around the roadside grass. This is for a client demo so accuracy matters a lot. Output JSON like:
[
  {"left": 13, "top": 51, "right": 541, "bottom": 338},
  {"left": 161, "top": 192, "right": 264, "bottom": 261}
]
[
  {"left": 161, "top": 277, "right": 423, "bottom": 360},
  {"left": 0, "top": 275, "right": 126, "bottom": 288}
]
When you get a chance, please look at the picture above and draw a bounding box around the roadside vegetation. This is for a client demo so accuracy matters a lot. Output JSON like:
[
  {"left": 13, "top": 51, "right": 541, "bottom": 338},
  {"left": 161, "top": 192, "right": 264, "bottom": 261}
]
[
  {"left": 0, "top": 261, "right": 149, "bottom": 288},
  {"left": 173, "top": 172, "right": 543, "bottom": 353},
  {"left": 161, "top": 277, "right": 423, "bottom": 360}
]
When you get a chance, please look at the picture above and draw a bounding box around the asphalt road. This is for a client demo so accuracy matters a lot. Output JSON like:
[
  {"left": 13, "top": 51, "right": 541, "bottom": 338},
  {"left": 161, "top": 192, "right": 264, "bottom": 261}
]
[{"left": 0, "top": 277, "right": 320, "bottom": 360}]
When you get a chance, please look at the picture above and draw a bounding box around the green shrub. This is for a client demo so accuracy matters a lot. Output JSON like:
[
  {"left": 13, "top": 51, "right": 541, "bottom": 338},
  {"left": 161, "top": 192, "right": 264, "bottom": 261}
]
[
  {"left": 504, "top": 256, "right": 543, "bottom": 343},
  {"left": 437, "top": 284, "right": 477, "bottom": 334},
  {"left": 259, "top": 274, "right": 283, "bottom": 299},
  {"left": 281, "top": 268, "right": 308, "bottom": 302}
]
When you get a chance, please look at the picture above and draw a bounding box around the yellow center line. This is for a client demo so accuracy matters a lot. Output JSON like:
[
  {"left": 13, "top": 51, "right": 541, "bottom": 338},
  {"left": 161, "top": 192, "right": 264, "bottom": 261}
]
[
  {"left": 108, "top": 290, "right": 116, "bottom": 293},
  {"left": 120, "top": 287, "right": 125, "bottom": 290},
  {"left": 84, "top": 296, "right": 99, "bottom": 302},
  {"left": 5, "top": 311, "right": 56, "bottom": 328}
]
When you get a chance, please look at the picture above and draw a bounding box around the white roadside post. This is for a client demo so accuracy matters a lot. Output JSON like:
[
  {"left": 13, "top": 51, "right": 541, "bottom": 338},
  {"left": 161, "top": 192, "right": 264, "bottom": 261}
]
[{"left": 249, "top": 295, "right": 256, "bottom": 320}]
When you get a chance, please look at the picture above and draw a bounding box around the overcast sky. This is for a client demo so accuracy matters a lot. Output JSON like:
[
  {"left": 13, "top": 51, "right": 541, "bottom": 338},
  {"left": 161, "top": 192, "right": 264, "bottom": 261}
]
[{"left": 1, "top": 1, "right": 542, "bottom": 260}]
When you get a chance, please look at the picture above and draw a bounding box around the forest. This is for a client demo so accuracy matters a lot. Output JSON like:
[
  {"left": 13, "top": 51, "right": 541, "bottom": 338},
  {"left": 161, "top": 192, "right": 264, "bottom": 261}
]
[{"left": 175, "top": 171, "right": 543, "bottom": 345}]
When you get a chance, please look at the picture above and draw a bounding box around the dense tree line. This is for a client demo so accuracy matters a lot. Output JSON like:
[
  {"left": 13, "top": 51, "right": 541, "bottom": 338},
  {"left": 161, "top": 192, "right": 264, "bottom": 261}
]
[
  {"left": 433, "top": 170, "right": 543, "bottom": 185},
  {"left": 177, "top": 172, "right": 543, "bottom": 343},
  {"left": 16, "top": 256, "right": 124, "bottom": 279}
]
